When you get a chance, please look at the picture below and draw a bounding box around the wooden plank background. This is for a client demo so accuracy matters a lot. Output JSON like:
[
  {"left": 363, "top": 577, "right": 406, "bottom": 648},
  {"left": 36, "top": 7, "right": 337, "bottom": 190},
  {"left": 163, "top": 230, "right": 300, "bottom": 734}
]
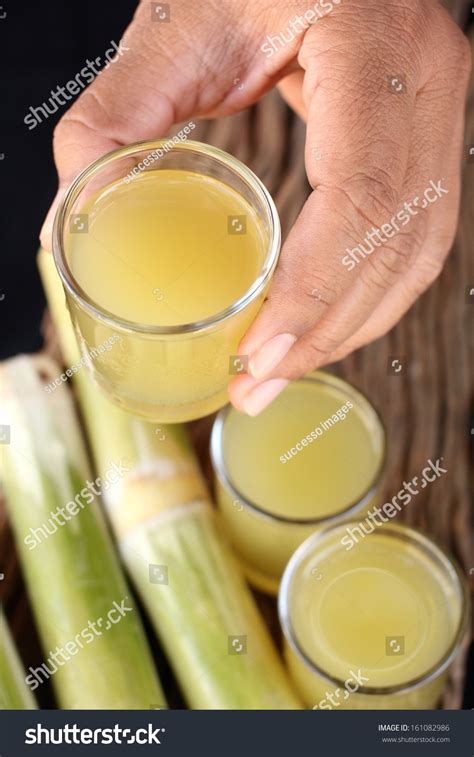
[
  {"left": 1, "top": 14, "right": 472, "bottom": 710},
  {"left": 189, "top": 43, "right": 474, "bottom": 708}
]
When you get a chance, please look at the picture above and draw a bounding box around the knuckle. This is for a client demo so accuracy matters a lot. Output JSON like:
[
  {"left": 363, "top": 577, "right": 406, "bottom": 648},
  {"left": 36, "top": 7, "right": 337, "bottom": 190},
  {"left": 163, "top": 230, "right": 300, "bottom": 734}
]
[
  {"left": 53, "top": 86, "right": 116, "bottom": 150},
  {"left": 422, "top": 255, "right": 445, "bottom": 283},
  {"left": 444, "top": 23, "right": 471, "bottom": 69},
  {"left": 409, "top": 257, "right": 444, "bottom": 297},
  {"left": 362, "top": 227, "right": 422, "bottom": 286},
  {"left": 275, "top": 253, "right": 339, "bottom": 312},
  {"left": 436, "top": 16, "right": 472, "bottom": 81},
  {"left": 453, "top": 32, "right": 472, "bottom": 77},
  {"left": 360, "top": 259, "right": 393, "bottom": 291},
  {"left": 52, "top": 116, "right": 69, "bottom": 146},
  {"left": 302, "top": 274, "right": 338, "bottom": 310},
  {"left": 396, "top": 221, "right": 427, "bottom": 258},
  {"left": 428, "top": 229, "right": 456, "bottom": 259},
  {"left": 303, "top": 334, "right": 339, "bottom": 365},
  {"left": 378, "top": 244, "right": 408, "bottom": 275},
  {"left": 339, "top": 171, "right": 400, "bottom": 231},
  {"left": 53, "top": 108, "right": 95, "bottom": 152}
]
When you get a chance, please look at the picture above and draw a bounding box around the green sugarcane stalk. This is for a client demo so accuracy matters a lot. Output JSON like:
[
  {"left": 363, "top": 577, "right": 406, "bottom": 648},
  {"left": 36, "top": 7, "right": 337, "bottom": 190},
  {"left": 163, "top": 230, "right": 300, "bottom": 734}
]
[
  {"left": 38, "top": 247, "right": 301, "bottom": 709},
  {"left": 0, "top": 611, "right": 37, "bottom": 709},
  {"left": 0, "top": 353, "right": 166, "bottom": 709}
]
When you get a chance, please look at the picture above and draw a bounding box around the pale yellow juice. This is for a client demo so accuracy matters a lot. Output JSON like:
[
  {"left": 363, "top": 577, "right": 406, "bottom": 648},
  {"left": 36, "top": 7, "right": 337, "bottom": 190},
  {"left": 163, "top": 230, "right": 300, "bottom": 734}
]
[
  {"left": 211, "top": 372, "right": 385, "bottom": 594},
  {"left": 68, "top": 171, "right": 265, "bottom": 326},
  {"left": 63, "top": 167, "right": 271, "bottom": 422},
  {"left": 279, "top": 525, "right": 467, "bottom": 709}
]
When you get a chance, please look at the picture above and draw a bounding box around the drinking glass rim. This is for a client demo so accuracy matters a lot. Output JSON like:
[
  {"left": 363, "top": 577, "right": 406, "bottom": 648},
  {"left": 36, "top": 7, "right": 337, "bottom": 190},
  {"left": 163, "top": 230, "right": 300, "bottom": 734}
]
[
  {"left": 52, "top": 139, "right": 281, "bottom": 336},
  {"left": 278, "top": 521, "right": 470, "bottom": 697},
  {"left": 210, "top": 371, "right": 387, "bottom": 526}
]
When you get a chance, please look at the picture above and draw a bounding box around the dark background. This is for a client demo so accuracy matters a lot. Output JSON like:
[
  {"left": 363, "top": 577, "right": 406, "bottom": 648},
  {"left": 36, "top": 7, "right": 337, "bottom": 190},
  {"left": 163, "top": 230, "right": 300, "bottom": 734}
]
[
  {"left": 0, "top": 0, "right": 137, "bottom": 358},
  {"left": 0, "top": 0, "right": 472, "bottom": 710}
]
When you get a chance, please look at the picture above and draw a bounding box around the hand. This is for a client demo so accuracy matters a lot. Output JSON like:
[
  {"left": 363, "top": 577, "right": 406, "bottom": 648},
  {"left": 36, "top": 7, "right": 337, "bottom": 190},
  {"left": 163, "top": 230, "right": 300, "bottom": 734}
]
[
  {"left": 39, "top": 0, "right": 294, "bottom": 248},
  {"left": 230, "top": 0, "right": 471, "bottom": 415},
  {"left": 40, "top": 1, "right": 471, "bottom": 416}
]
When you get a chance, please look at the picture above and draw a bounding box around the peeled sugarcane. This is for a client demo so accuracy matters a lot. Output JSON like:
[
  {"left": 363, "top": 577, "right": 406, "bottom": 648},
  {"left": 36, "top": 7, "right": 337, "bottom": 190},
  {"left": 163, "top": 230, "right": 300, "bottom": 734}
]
[
  {"left": 0, "top": 611, "right": 37, "bottom": 709},
  {"left": 0, "top": 354, "right": 166, "bottom": 709},
  {"left": 38, "top": 247, "right": 301, "bottom": 709}
]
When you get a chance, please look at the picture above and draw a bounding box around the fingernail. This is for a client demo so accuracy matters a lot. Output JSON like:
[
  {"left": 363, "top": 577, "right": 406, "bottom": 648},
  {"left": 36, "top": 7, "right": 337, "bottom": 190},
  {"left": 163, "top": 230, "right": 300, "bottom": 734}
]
[
  {"left": 248, "top": 333, "right": 296, "bottom": 380},
  {"left": 228, "top": 374, "right": 259, "bottom": 412},
  {"left": 241, "top": 378, "right": 289, "bottom": 416}
]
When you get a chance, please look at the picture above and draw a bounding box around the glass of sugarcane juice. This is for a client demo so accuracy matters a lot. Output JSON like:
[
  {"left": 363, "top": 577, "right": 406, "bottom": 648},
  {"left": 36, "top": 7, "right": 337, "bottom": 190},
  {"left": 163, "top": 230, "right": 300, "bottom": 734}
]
[
  {"left": 210, "top": 372, "right": 386, "bottom": 594},
  {"left": 53, "top": 140, "right": 280, "bottom": 423},
  {"left": 278, "top": 523, "right": 469, "bottom": 709}
]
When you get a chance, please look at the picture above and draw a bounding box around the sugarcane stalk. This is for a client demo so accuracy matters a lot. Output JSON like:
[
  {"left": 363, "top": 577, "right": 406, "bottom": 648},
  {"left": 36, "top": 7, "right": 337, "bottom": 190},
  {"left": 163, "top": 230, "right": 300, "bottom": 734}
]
[
  {"left": 38, "top": 247, "right": 301, "bottom": 709},
  {"left": 0, "top": 353, "right": 166, "bottom": 709},
  {"left": 0, "top": 611, "right": 37, "bottom": 709}
]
